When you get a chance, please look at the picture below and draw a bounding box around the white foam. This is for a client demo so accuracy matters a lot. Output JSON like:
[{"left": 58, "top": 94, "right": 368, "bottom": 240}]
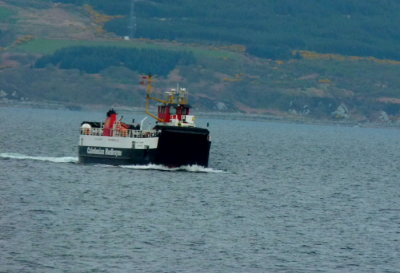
[
  {"left": 0, "top": 153, "right": 78, "bottom": 163},
  {"left": 120, "top": 163, "right": 225, "bottom": 173},
  {"left": 0, "top": 153, "right": 224, "bottom": 172}
]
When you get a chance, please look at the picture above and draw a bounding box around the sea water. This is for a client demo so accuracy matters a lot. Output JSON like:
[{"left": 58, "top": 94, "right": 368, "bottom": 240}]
[{"left": 0, "top": 106, "right": 399, "bottom": 272}]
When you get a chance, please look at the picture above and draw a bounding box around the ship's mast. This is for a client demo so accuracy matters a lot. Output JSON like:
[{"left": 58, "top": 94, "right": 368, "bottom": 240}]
[
  {"left": 144, "top": 75, "right": 165, "bottom": 122},
  {"left": 143, "top": 75, "right": 191, "bottom": 124}
]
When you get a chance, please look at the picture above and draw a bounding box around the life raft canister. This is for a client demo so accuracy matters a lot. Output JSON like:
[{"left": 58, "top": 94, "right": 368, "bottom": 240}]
[
  {"left": 116, "top": 122, "right": 129, "bottom": 137},
  {"left": 81, "top": 123, "right": 91, "bottom": 135}
]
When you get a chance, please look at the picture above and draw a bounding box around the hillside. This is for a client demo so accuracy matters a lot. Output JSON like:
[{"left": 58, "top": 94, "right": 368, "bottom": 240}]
[
  {"left": 1, "top": 0, "right": 400, "bottom": 123},
  {"left": 51, "top": 0, "right": 400, "bottom": 61}
]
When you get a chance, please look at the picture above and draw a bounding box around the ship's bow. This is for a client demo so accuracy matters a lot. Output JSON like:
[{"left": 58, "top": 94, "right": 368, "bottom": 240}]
[{"left": 154, "top": 126, "right": 211, "bottom": 167}]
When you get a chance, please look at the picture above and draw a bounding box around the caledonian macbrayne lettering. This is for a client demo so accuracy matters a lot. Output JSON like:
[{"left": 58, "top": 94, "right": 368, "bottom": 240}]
[{"left": 87, "top": 147, "right": 122, "bottom": 156}]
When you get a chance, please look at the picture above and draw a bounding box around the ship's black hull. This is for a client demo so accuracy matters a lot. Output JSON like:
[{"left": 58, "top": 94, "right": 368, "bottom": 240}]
[
  {"left": 78, "top": 126, "right": 211, "bottom": 167},
  {"left": 78, "top": 146, "right": 157, "bottom": 165},
  {"left": 153, "top": 125, "right": 211, "bottom": 167}
]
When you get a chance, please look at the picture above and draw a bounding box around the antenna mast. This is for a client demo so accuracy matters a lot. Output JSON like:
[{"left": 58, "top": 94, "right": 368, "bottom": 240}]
[{"left": 128, "top": 0, "right": 137, "bottom": 39}]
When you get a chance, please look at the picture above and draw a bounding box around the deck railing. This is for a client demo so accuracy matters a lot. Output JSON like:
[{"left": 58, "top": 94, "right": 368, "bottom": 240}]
[{"left": 80, "top": 127, "right": 159, "bottom": 138}]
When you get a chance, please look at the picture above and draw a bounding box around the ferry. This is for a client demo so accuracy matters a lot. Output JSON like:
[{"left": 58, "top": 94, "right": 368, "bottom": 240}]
[{"left": 78, "top": 75, "right": 211, "bottom": 167}]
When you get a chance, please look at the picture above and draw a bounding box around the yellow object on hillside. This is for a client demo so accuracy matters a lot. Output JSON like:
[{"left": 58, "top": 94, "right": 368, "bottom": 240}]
[
  {"left": 84, "top": 5, "right": 123, "bottom": 35},
  {"left": 14, "top": 35, "right": 35, "bottom": 46},
  {"left": 295, "top": 50, "right": 400, "bottom": 65}
]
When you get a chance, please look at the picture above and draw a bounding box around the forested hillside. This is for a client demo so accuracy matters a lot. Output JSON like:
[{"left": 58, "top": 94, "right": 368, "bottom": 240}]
[
  {"left": 2, "top": 0, "right": 400, "bottom": 123},
  {"left": 51, "top": 0, "right": 400, "bottom": 60},
  {"left": 34, "top": 46, "right": 195, "bottom": 75}
]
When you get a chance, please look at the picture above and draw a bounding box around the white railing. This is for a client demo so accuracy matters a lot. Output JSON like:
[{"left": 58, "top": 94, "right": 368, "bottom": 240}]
[{"left": 80, "top": 127, "right": 159, "bottom": 138}]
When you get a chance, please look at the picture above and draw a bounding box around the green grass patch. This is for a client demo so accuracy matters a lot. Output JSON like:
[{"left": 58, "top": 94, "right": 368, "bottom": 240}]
[
  {"left": 0, "top": 6, "right": 16, "bottom": 21},
  {"left": 15, "top": 38, "right": 241, "bottom": 60},
  {"left": 15, "top": 39, "right": 151, "bottom": 54}
]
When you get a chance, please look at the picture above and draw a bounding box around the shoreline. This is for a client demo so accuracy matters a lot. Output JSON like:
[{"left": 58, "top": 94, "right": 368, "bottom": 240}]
[{"left": 2, "top": 99, "right": 400, "bottom": 130}]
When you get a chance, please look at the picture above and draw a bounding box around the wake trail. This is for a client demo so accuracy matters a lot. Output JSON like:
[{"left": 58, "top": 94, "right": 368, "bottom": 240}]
[
  {"left": 0, "top": 153, "right": 225, "bottom": 173},
  {"left": 0, "top": 153, "right": 78, "bottom": 163},
  {"left": 120, "top": 164, "right": 225, "bottom": 173}
]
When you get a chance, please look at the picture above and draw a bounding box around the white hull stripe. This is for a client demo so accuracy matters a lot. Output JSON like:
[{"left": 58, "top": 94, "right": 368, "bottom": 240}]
[{"left": 79, "top": 135, "right": 159, "bottom": 149}]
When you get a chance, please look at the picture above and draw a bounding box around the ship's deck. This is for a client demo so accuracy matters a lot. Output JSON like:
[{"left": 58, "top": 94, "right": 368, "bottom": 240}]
[{"left": 80, "top": 127, "right": 159, "bottom": 138}]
